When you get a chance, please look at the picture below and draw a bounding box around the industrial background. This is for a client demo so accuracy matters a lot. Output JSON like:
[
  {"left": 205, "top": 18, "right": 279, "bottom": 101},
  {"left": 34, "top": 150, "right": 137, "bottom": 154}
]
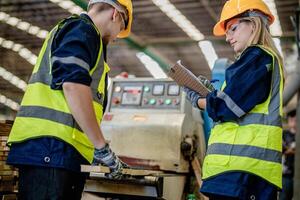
[
  {"left": 0, "top": 0, "right": 300, "bottom": 199},
  {"left": 0, "top": 0, "right": 298, "bottom": 117}
]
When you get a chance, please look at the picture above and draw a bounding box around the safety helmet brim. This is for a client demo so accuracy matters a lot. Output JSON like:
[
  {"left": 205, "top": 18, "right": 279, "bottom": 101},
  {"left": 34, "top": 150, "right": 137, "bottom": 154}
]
[{"left": 213, "top": 0, "right": 275, "bottom": 36}]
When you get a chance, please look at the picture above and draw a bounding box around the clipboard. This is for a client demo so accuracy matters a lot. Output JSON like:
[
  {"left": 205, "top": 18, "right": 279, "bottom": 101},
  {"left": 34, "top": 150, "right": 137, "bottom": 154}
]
[{"left": 168, "top": 60, "right": 211, "bottom": 97}]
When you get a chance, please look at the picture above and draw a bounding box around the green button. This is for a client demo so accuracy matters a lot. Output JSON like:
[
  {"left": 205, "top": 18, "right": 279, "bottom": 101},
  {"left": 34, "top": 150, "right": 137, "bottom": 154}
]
[
  {"left": 144, "top": 86, "right": 150, "bottom": 92},
  {"left": 149, "top": 99, "right": 156, "bottom": 105},
  {"left": 165, "top": 99, "right": 171, "bottom": 105}
]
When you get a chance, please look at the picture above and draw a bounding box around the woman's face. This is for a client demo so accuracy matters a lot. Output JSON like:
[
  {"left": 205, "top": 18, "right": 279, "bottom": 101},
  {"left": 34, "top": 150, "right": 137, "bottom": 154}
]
[{"left": 225, "top": 18, "right": 254, "bottom": 53}]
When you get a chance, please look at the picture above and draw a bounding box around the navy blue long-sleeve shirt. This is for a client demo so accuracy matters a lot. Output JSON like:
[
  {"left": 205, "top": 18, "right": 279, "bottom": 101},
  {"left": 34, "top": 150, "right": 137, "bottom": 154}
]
[
  {"left": 7, "top": 14, "right": 106, "bottom": 172},
  {"left": 50, "top": 14, "right": 101, "bottom": 89},
  {"left": 201, "top": 46, "right": 277, "bottom": 198},
  {"left": 206, "top": 46, "right": 272, "bottom": 122}
]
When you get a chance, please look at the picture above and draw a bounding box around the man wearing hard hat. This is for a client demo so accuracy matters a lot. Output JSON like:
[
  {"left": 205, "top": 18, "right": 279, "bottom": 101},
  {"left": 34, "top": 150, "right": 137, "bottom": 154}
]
[{"left": 6, "top": 0, "right": 133, "bottom": 199}]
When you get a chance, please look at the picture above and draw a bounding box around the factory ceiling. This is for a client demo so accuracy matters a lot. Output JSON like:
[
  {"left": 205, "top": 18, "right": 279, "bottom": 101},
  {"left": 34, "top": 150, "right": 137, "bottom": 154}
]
[{"left": 0, "top": 0, "right": 298, "bottom": 116}]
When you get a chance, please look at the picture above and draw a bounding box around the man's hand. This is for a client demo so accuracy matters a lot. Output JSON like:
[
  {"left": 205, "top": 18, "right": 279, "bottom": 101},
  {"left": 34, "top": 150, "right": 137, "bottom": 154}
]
[
  {"left": 183, "top": 86, "right": 202, "bottom": 109},
  {"left": 285, "top": 147, "right": 295, "bottom": 155},
  {"left": 93, "top": 144, "right": 128, "bottom": 179}
]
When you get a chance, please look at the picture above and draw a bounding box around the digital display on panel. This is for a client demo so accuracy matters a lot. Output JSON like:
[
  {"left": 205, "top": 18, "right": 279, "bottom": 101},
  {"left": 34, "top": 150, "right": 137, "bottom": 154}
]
[
  {"left": 152, "top": 84, "right": 164, "bottom": 96},
  {"left": 168, "top": 85, "right": 180, "bottom": 96},
  {"left": 121, "top": 86, "right": 143, "bottom": 105}
]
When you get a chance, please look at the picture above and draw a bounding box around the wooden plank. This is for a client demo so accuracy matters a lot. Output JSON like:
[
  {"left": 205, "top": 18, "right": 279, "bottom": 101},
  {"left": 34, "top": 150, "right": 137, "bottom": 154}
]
[
  {"left": 0, "top": 146, "right": 9, "bottom": 151},
  {"left": 191, "top": 158, "right": 209, "bottom": 200},
  {"left": 0, "top": 151, "right": 9, "bottom": 156},
  {"left": 81, "top": 165, "right": 165, "bottom": 176},
  {"left": 81, "top": 192, "right": 105, "bottom": 200},
  {"left": 1, "top": 194, "right": 17, "bottom": 200},
  {"left": 0, "top": 175, "right": 15, "bottom": 181},
  {"left": 0, "top": 136, "right": 9, "bottom": 141},
  {"left": 0, "top": 171, "right": 14, "bottom": 176},
  {"left": 0, "top": 120, "right": 13, "bottom": 125},
  {"left": 191, "top": 158, "right": 203, "bottom": 188},
  {"left": 0, "top": 164, "right": 14, "bottom": 170},
  {"left": 0, "top": 122, "right": 13, "bottom": 136}
]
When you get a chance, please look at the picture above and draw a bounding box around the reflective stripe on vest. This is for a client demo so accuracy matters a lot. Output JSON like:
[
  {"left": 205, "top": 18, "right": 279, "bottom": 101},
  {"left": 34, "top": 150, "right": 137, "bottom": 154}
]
[
  {"left": 217, "top": 91, "right": 246, "bottom": 117},
  {"left": 202, "top": 45, "right": 283, "bottom": 188},
  {"left": 207, "top": 143, "right": 281, "bottom": 163},
  {"left": 52, "top": 56, "right": 90, "bottom": 72},
  {"left": 8, "top": 15, "right": 109, "bottom": 163}
]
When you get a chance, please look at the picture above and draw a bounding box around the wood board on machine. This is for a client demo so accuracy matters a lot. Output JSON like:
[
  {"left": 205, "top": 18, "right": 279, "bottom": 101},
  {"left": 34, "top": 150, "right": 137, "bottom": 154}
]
[
  {"left": 0, "top": 120, "right": 13, "bottom": 136},
  {"left": 81, "top": 165, "right": 171, "bottom": 177},
  {"left": 0, "top": 121, "right": 18, "bottom": 194}
]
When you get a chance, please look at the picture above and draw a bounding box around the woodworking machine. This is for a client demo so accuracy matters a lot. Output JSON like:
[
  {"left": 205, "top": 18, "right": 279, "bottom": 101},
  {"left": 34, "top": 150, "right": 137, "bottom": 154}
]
[{"left": 84, "top": 78, "right": 207, "bottom": 200}]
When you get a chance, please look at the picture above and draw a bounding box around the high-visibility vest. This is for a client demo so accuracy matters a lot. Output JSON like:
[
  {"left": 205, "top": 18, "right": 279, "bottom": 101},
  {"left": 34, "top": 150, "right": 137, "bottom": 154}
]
[
  {"left": 202, "top": 45, "right": 284, "bottom": 188},
  {"left": 7, "top": 15, "right": 110, "bottom": 163}
]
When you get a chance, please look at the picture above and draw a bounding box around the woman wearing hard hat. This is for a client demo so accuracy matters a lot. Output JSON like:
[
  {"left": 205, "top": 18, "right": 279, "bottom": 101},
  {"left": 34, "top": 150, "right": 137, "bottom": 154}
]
[{"left": 184, "top": 0, "right": 284, "bottom": 199}]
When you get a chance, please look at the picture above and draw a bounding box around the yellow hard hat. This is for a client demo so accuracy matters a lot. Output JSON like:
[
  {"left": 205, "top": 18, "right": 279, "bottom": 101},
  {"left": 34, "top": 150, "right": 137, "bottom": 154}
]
[
  {"left": 116, "top": 0, "right": 133, "bottom": 38},
  {"left": 213, "top": 0, "right": 274, "bottom": 36}
]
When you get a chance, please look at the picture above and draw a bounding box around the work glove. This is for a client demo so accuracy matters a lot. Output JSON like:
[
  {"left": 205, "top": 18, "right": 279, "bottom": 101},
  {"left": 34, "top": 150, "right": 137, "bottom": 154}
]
[
  {"left": 198, "top": 75, "right": 215, "bottom": 92},
  {"left": 183, "top": 86, "right": 202, "bottom": 109},
  {"left": 93, "top": 144, "right": 128, "bottom": 179},
  {"left": 183, "top": 76, "right": 215, "bottom": 109}
]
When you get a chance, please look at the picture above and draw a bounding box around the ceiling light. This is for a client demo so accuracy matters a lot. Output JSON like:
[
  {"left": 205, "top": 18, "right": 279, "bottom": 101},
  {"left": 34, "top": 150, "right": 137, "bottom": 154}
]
[
  {"left": 19, "top": 48, "right": 32, "bottom": 59},
  {"left": 12, "top": 44, "right": 22, "bottom": 52},
  {"left": 0, "top": 12, "right": 7, "bottom": 20},
  {"left": 152, "top": 0, "right": 204, "bottom": 41},
  {"left": 6, "top": 17, "right": 20, "bottom": 26},
  {"left": 0, "top": 65, "right": 27, "bottom": 91},
  {"left": 28, "top": 57, "right": 37, "bottom": 65},
  {"left": 37, "top": 30, "right": 48, "bottom": 39},
  {"left": 0, "top": 37, "right": 37, "bottom": 65},
  {"left": 49, "top": 0, "right": 84, "bottom": 14},
  {"left": 199, "top": 41, "right": 218, "bottom": 70},
  {"left": 0, "top": 11, "right": 49, "bottom": 39},
  {"left": 59, "top": 1, "right": 74, "bottom": 9},
  {"left": 136, "top": 52, "right": 167, "bottom": 79},
  {"left": 3, "top": 72, "right": 13, "bottom": 80},
  {"left": 2, "top": 40, "right": 14, "bottom": 49},
  {"left": 17, "top": 21, "right": 31, "bottom": 30},
  {"left": 0, "top": 94, "right": 20, "bottom": 111},
  {"left": 28, "top": 26, "right": 40, "bottom": 35},
  {"left": 262, "top": 0, "right": 282, "bottom": 36},
  {"left": 69, "top": 6, "right": 84, "bottom": 14},
  {"left": 152, "top": 0, "right": 219, "bottom": 71}
]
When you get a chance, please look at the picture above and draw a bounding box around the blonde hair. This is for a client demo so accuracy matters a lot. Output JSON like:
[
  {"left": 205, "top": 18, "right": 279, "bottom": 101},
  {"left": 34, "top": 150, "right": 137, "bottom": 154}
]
[
  {"left": 244, "top": 17, "right": 283, "bottom": 67},
  {"left": 236, "top": 16, "right": 285, "bottom": 81}
]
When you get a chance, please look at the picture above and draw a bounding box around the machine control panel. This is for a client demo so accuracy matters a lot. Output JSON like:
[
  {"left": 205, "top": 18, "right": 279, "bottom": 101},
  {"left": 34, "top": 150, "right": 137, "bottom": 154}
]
[{"left": 109, "top": 80, "right": 182, "bottom": 110}]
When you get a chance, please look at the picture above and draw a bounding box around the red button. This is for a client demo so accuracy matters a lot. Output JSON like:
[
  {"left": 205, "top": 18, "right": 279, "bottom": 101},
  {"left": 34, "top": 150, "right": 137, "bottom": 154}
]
[
  {"left": 103, "top": 114, "right": 113, "bottom": 121},
  {"left": 112, "top": 97, "right": 120, "bottom": 105}
]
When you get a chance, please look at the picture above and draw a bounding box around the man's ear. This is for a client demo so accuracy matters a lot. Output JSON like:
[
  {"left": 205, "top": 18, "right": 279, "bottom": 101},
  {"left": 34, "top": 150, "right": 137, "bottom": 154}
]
[{"left": 112, "top": 8, "right": 118, "bottom": 22}]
